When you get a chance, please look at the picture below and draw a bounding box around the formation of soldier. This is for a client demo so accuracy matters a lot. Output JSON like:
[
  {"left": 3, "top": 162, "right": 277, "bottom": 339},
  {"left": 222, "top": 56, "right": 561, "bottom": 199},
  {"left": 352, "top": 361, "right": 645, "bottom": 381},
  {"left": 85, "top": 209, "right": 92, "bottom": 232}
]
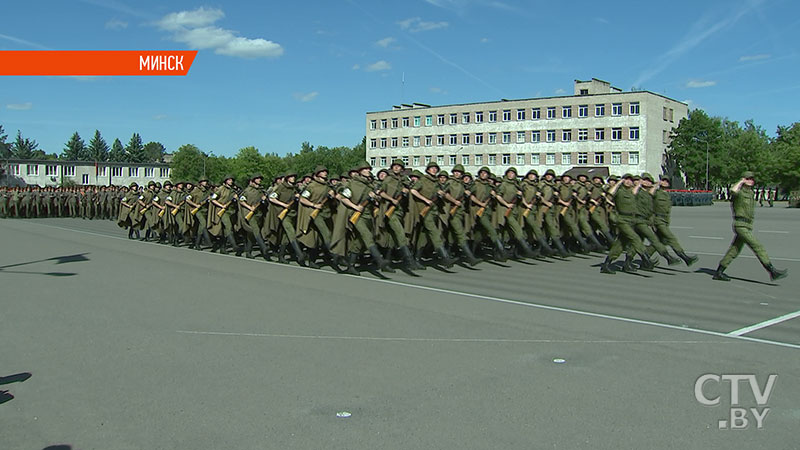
[{"left": 1, "top": 162, "right": 787, "bottom": 281}]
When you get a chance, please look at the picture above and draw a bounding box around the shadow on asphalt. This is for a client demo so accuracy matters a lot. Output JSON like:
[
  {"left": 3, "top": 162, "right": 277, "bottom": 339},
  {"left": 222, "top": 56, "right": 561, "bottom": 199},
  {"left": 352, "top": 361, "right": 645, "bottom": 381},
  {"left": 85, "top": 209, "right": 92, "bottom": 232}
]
[
  {"left": 695, "top": 267, "right": 778, "bottom": 286},
  {"left": 0, "top": 253, "right": 90, "bottom": 277},
  {"left": 0, "top": 372, "right": 31, "bottom": 406}
]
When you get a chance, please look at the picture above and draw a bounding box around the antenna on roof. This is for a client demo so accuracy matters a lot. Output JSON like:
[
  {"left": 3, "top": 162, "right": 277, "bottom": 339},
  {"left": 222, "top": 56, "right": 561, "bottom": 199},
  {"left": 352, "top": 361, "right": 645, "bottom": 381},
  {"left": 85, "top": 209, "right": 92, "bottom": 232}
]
[{"left": 401, "top": 72, "right": 405, "bottom": 104}]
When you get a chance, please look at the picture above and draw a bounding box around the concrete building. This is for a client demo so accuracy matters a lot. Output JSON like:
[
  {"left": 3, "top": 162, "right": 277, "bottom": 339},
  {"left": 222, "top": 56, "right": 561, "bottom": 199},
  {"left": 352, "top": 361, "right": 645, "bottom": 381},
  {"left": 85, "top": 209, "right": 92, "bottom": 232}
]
[
  {"left": 365, "top": 78, "right": 688, "bottom": 177},
  {"left": 1, "top": 159, "right": 171, "bottom": 187}
]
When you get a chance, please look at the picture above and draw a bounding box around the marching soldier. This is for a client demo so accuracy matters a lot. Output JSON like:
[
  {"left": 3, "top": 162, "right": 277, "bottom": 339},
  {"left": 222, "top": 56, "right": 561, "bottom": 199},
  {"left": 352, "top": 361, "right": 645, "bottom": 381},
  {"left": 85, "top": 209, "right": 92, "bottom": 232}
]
[
  {"left": 494, "top": 167, "right": 537, "bottom": 258},
  {"left": 376, "top": 159, "right": 421, "bottom": 269},
  {"left": 633, "top": 173, "right": 680, "bottom": 266},
  {"left": 208, "top": 175, "right": 239, "bottom": 254},
  {"left": 410, "top": 161, "right": 456, "bottom": 268},
  {"left": 600, "top": 174, "right": 655, "bottom": 274},
  {"left": 340, "top": 162, "right": 393, "bottom": 272},
  {"left": 520, "top": 169, "right": 554, "bottom": 256},
  {"left": 441, "top": 164, "right": 478, "bottom": 266},
  {"left": 238, "top": 173, "right": 270, "bottom": 259},
  {"left": 647, "top": 175, "right": 698, "bottom": 266},
  {"left": 186, "top": 178, "right": 213, "bottom": 250},
  {"left": 266, "top": 171, "right": 306, "bottom": 265}
]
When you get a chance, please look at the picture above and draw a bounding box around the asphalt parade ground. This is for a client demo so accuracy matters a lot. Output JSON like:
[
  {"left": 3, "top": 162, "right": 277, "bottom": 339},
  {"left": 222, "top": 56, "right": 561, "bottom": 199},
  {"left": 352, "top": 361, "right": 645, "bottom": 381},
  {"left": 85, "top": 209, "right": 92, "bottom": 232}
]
[{"left": 1, "top": 202, "right": 798, "bottom": 449}]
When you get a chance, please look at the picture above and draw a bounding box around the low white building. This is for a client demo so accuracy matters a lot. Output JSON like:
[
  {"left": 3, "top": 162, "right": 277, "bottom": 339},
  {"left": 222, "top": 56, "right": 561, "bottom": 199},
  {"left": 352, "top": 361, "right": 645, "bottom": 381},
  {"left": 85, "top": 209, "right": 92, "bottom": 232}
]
[{"left": 1, "top": 159, "right": 171, "bottom": 187}]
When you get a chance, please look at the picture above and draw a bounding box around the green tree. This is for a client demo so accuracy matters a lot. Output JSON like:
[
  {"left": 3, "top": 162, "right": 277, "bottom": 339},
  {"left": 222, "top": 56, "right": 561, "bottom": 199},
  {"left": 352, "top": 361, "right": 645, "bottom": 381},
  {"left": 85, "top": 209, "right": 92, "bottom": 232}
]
[
  {"left": 109, "top": 138, "right": 125, "bottom": 162},
  {"left": 0, "top": 125, "right": 11, "bottom": 158},
  {"left": 143, "top": 141, "right": 166, "bottom": 163},
  {"left": 771, "top": 123, "right": 800, "bottom": 190},
  {"left": 125, "top": 133, "right": 145, "bottom": 163},
  {"left": 87, "top": 130, "right": 109, "bottom": 162},
  {"left": 169, "top": 144, "right": 205, "bottom": 181},
  {"left": 667, "top": 109, "right": 724, "bottom": 189},
  {"left": 231, "top": 146, "right": 267, "bottom": 185},
  {"left": 11, "top": 130, "right": 40, "bottom": 160},
  {"left": 61, "top": 131, "right": 86, "bottom": 161}
]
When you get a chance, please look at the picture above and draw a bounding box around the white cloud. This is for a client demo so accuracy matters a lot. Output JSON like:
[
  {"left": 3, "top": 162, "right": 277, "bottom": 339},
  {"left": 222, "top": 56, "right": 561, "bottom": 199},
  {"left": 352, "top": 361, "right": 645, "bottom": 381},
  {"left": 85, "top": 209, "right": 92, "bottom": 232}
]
[
  {"left": 375, "top": 37, "right": 396, "bottom": 48},
  {"left": 351, "top": 64, "right": 361, "bottom": 70},
  {"left": 397, "top": 17, "right": 449, "bottom": 32},
  {"left": 152, "top": 114, "right": 168, "bottom": 120},
  {"left": 155, "top": 7, "right": 284, "bottom": 59},
  {"left": 429, "top": 87, "right": 447, "bottom": 94},
  {"left": 366, "top": 60, "right": 391, "bottom": 72},
  {"left": 686, "top": 80, "right": 716, "bottom": 88},
  {"left": 480, "top": 37, "right": 489, "bottom": 43},
  {"left": 293, "top": 91, "right": 319, "bottom": 102},
  {"left": 6, "top": 102, "right": 33, "bottom": 110},
  {"left": 105, "top": 19, "right": 128, "bottom": 30},
  {"left": 739, "top": 53, "right": 770, "bottom": 62},
  {"left": 554, "top": 88, "right": 566, "bottom": 94}
]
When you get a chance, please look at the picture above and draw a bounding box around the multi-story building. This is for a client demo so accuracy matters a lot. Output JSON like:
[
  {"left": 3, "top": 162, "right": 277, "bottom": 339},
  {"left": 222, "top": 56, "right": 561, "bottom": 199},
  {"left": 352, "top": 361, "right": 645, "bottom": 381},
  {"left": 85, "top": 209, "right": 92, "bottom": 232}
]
[
  {"left": 1, "top": 159, "right": 172, "bottom": 187},
  {"left": 365, "top": 78, "right": 688, "bottom": 177}
]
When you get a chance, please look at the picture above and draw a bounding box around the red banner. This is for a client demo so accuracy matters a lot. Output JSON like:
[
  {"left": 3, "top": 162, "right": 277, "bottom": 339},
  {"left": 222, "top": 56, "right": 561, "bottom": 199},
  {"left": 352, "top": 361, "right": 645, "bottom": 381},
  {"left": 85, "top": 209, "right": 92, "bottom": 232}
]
[{"left": 0, "top": 51, "right": 198, "bottom": 76}]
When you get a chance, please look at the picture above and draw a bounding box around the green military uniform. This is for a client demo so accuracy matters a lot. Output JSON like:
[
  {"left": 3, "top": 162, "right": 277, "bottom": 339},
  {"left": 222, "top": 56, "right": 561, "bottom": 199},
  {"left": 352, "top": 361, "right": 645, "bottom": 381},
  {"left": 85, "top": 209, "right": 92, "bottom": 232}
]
[
  {"left": 411, "top": 162, "right": 455, "bottom": 267},
  {"left": 297, "top": 168, "right": 333, "bottom": 251},
  {"left": 188, "top": 181, "right": 212, "bottom": 249},
  {"left": 495, "top": 168, "right": 536, "bottom": 258},
  {"left": 208, "top": 176, "right": 238, "bottom": 253},
  {"left": 238, "top": 174, "right": 269, "bottom": 259},
  {"left": 443, "top": 165, "right": 476, "bottom": 264},
  {"left": 589, "top": 177, "right": 614, "bottom": 244},
  {"left": 556, "top": 176, "right": 591, "bottom": 253},
  {"left": 601, "top": 175, "right": 653, "bottom": 273},
  {"left": 646, "top": 176, "right": 698, "bottom": 266},
  {"left": 633, "top": 174, "right": 679, "bottom": 265}
]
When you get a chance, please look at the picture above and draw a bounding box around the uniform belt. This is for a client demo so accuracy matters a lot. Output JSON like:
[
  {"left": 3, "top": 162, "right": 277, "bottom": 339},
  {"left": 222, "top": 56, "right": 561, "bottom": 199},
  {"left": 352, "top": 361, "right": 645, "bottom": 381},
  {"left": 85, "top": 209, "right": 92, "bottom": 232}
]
[
  {"left": 655, "top": 213, "right": 669, "bottom": 218},
  {"left": 734, "top": 216, "right": 753, "bottom": 223}
]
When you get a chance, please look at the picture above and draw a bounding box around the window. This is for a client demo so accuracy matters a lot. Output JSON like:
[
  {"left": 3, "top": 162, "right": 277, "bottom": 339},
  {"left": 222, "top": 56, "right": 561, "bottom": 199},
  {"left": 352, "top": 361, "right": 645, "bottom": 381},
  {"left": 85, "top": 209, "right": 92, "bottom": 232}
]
[
  {"left": 546, "top": 153, "right": 555, "bottom": 165},
  {"left": 577, "top": 152, "right": 588, "bottom": 165},
  {"left": 380, "top": 157, "right": 387, "bottom": 167},
  {"left": 547, "top": 107, "right": 556, "bottom": 119},
  {"left": 462, "top": 112, "right": 470, "bottom": 124},
  {"left": 611, "top": 152, "right": 622, "bottom": 165},
  {"left": 578, "top": 129, "right": 588, "bottom": 141},
  {"left": 561, "top": 153, "right": 572, "bottom": 165},
  {"left": 517, "top": 109, "right": 525, "bottom": 120},
  {"left": 425, "top": 115, "right": 432, "bottom": 126},
  {"left": 546, "top": 130, "right": 556, "bottom": 142},
  {"left": 425, "top": 156, "right": 432, "bottom": 164},
  {"left": 425, "top": 136, "right": 432, "bottom": 146},
  {"left": 380, "top": 119, "right": 387, "bottom": 129},
  {"left": 502, "top": 132, "right": 511, "bottom": 144},
  {"left": 669, "top": 108, "right": 674, "bottom": 122},
  {"left": 437, "top": 155, "right": 444, "bottom": 165},
  {"left": 413, "top": 136, "right": 420, "bottom": 147},
  {"left": 413, "top": 156, "right": 421, "bottom": 166},
  {"left": 145, "top": 167, "right": 154, "bottom": 177},
  {"left": 449, "top": 135, "right": 457, "bottom": 145},
  {"left": 629, "top": 127, "right": 640, "bottom": 140},
  {"left": 517, "top": 131, "right": 526, "bottom": 143},
  {"left": 612, "top": 103, "right": 622, "bottom": 116},
  {"left": 595, "top": 104, "right": 605, "bottom": 116},
  {"left": 65, "top": 165, "right": 76, "bottom": 176},
  {"left": 128, "top": 167, "right": 139, "bottom": 177},
  {"left": 82, "top": 174, "right": 89, "bottom": 184},
  {"left": 437, "top": 135, "right": 445, "bottom": 146},
  {"left": 488, "top": 154, "right": 496, "bottom": 165},
  {"left": 112, "top": 166, "right": 123, "bottom": 177},
  {"left": 612, "top": 128, "right": 622, "bottom": 141},
  {"left": 45, "top": 165, "right": 58, "bottom": 176},
  {"left": 380, "top": 138, "right": 387, "bottom": 148},
  {"left": 531, "top": 108, "right": 541, "bottom": 119},
  {"left": 475, "top": 111, "right": 483, "bottom": 123},
  {"left": 502, "top": 154, "right": 511, "bottom": 165},
  {"left": 402, "top": 137, "right": 409, "bottom": 147},
  {"left": 531, "top": 154, "right": 540, "bottom": 165},
  {"left": 475, "top": 154, "right": 483, "bottom": 165},
  {"left": 462, "top": 134, "right": 470, "bottom": 145},
  {"left": 531, "top": 131, "right": 541, "bottom": 142},
  {"left": 449, "top": 155, "right": 457, "bottom": 166},
  {"left": 475, "top": 133, "right": 483, "bottom": 145},
  {"left": 414, "top": 116, "right": 421, "bottom": 127},
  {"left": 630, "top": 102, "right": 640, "bottom": 115},
  {"left": 629, "top": 152, "right": 639, "bottom": 165},
  {"left": 594, "top": 153, "right": 605, "bottom": 164},
  {"left": 437, "top": 115, "right": 445, "bottom": 125},
  {"left": 370, "top": 157, "right": 377, "bottom": 167},
  {"left": 391, "top": 137, "right": 398, "bottom": 147},
  {"left": 562, "top": 106, "right": 572, "bottom": 118},
  {"left": 562, "top": 130, "right": 572, "bottom": 142},
  {"left": 580, "top": 88, "right": 589, "bottom": 95},
  {"left": 578, "top": 105, "right": 588, "bottom": 118},
  {"left": 391, "top": 118, "right": 398, "bottom": 128},
  {"left": 595, "top": 129, "right": 605, "bottom": 141},
  {"left": 516, "top": 154, "right": 525, "bottom": 165},
  {"left": 370, "top": 120, "right": 377, "bottom": 130},
  {"left": 8, "top": 164, "right": 19, "bottom": 176},
  {"left": 489, "top": 111, "right": 497, "bottom": 122},
  {"left": 99, "top": 166, "right": 107, "bottom": 177},
  {"left": 450, "top": 113, "right": 457, "bottom": 125},
  {"left": 402, "top": 117, "right": 410, "bottom": 127},
  {"left": 663, "top": 107, "right": 668, "bottom": 121},
  {"left": 488, "top": 133, "right": 497, "bottom": 144},
  {"left": 26, "top": 164, "right": 39, "bottom": 176},
  {"left": 402, "top": 156, "right": 409, "bottom": 166},
  {"left": 370, "top": 139, "right": 377, "bottom": 149},
  {"left": 502, "top": 110, "right": 511, "bottom": 121},
  {"left": 462, "top": 155, "right": 470, "bottom": 165}
]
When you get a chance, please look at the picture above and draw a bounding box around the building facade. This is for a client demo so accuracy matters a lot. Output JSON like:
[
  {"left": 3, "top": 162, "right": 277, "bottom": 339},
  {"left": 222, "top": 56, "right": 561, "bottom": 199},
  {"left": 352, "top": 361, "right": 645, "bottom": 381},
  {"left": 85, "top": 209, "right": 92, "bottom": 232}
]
[
  {"left": 365, "top": 78, "right": 688, "bottom": 177},
  {"left": 1, "top": 159, "right": 171, "bottom": 187}
]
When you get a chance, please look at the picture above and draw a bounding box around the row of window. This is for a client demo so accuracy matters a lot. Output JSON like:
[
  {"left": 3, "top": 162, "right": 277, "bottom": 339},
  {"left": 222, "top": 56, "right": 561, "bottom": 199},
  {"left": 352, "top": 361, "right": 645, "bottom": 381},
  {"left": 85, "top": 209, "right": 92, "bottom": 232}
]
[
  {"left": 370, "top": 151, "right": 640, "bottom": 168},
  {"left": 371, "top": 102, "right": 642, "bottom": 130},
  {"left": 370, "top": 127, "right": 641, "bottom": 149},
  {"left": 7, "top": 164, "right": 169, "bottom": 178}
]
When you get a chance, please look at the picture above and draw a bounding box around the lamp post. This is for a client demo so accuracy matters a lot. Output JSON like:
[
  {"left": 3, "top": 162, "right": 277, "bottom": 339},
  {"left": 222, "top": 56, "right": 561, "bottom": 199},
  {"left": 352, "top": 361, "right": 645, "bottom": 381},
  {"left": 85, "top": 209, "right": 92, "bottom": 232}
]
[{"left": 692, "top": 136, "right": 710, "bottom": 190}]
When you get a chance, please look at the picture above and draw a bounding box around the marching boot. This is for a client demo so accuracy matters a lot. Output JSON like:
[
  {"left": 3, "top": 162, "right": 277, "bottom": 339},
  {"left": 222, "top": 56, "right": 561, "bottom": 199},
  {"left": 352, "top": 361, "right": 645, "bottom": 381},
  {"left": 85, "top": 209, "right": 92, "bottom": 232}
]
[
  {"left": 622, "top": 254, "right": 637, "bottom": 273},
  {"left": 676, "top": 250, "right": 698, "bottom": 267},
  {"left": 537, "top": 237, "right": 555, "bottom": 256},
  {"left": 460, "top": 243, "right": 479, "bottom": 266},
  {"left": 276, "top": 244, "right": 288, "bottom": 263},
  {"left": 210, "top": 236, "right": 221, "bottom": 253},
  {"left": 712, "top": 264, "right": 731, "bottom": 281},
  {"left": 218, "top": 236, "right": 229, "bottom": 254},
  {"left": 587, "top": 233, "right": 605, "bottom": 252},
  {"left": 134, "top": 229, "right": 141, "bottom": 240},
  {"left": 399, "top": 245, "right": 423, "bottom": 270},
  {"left": 128, "top": 228, "right": 135, "bottom": 239},
  {"left": 637, "top": 252, "right": 655, "bottom": 271},
  {"left": 306, "top": 249, "right": 321, "bottom": 269},
  {"left": 576, "top": 236, "right": 592, "bottom": 254},
  {"left": 255, "top": 235, "right": 269, "bottom": 260},
  {"left": 516, "top": 238, "right": 538, "bottom": 259},
  {"left": 552, "top": 238, "right": 571, "bottom": 258},
  {"left": 662, "top": 252, "right": 681, "bottom": 266},
  {"left": 600, "top": 256, "right": 616, "bottom": 274},
  {"left": 191, "top": 233, "right": 201, "bottom": 250},
  {"left": 414, "top": 247, "right": 427, "bottom": 270},
  {"left": 369, "top": 245, "right": 394, "bottom": 272},
  {"left": 493, "top": 239, "right": 508, "bottom": 262},
  {"left": 435, "top": 246, "right": 456, "bottom": 268},
  {"left": 244, "top": 239, "right": 254, "bottom": 259},
  {"left": 141, "top": 229, "right": 151, "bottom": 242},
  {"left": 289, "top": 240, "right": 306, "bottom": 266},
  {"left": 765, "top": 264, "right": 788, "bottom": 281},
  {"left": 344, "top": 252, "right": 360, "bottom": 275},
  {"left": 227, "top": 234, "right": 238, "bottom": 255}
]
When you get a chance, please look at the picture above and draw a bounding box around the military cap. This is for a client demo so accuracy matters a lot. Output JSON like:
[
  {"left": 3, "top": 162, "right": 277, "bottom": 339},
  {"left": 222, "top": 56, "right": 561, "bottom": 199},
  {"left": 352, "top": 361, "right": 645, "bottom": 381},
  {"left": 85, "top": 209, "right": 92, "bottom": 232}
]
[
  {"left": 506, "top": 167, "right": 518, "bottom": 175},
  {"left": 222, "top": 174, "right": 235, "bottom": 182},
  {"left": 478, "top": 166, "right": 491, "bottom": 174},
  {"left": 377, "top": 168, "right": 388, "bottom": 176},
  {"left": 250, "top": 173, "right": 264, "bottom": 181},
  {"left": 155, "top": 182, "right": 162, "bottom": 188},
  {"left": 577, "top": 172, "right": 588, "bottom": 179},
  {"left": 641, "top": 172, "right": 654, "bottom": 182},
  {"left": 544, "top": 169, "right": 556, "bottom": 177},
  {"left": 632, "top": 174, "right": 641, "bottom": 181},
  {"left": 391, "top": 159, "right": 405, "bottom": 168},
  {"left": 438, "top": 170, "right": 449, "bottom": 178},
  {"left": 284, "top": 170, "right": 298, "bottom": 178},
  {"left": 742, "top": 170, "right": 755, "bottom": 179},
  {"left": 313, "top": 165, "right": 328, "bottom": 175},
  {"left": 198, "top": 177, "right": 209, "bottom": 183},
  {"left": 426, "top": 160, "right": 440, "bottom": 170},
  {"left": 410, "top": 170, "right": 424, "bottom": 178},
  {"left": 608, "top": 175, "right": 619, "bottom": 181},
  {"left": 452, "top": 164, "right": 465, "bottom": 173},
  {"left": 621, "top": 173, "right": 633, "bottom": 180},
  {"left": 526, "top": 169, "right": 539, "bottom": 177},
  {"left": 329, "top": 173, "right": 340, "bottom": 181},
  {"left": 592, "top": 174, "right": 603, "bottom": 181},
  {"left": 659, "top": 174, "right": 670, "bottom": 181},
  {"left": 356, "top": 161, "right": 372, "bottom": 171},
  {"left": 129, "top": 182, "right": 138, "bottom": 188},
  {"left": 147, "top": 181, "right": 156, "bottom": 187},
  {"left": 560, "top": 173, "right": 571, "bottom": 179},
  {"left": 302, "top": 173, "right": 312, "bottom": 180},
  {"left": 463, "top": 172, "right": 473, "bottom": 178},
  {"left": 340, "top": 172, "right": 350, "bottom": 179},
  {"left": 163, "top": 180, "right": 173, "bottom": 187}
]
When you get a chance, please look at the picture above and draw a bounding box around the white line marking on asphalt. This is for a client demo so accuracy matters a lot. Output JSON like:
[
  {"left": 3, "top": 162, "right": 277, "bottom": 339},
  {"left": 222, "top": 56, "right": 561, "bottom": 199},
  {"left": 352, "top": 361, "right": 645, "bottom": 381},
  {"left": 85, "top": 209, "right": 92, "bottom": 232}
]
[
  {"left": 175, "top": 330, "right": 733, "bottom": 345},
  {"left": 22, "top": 221, "right": 800, "bottom": 351},
  {"left": 689, "top": 235, "right": 724, "bottom": 240},
  {"left": 760, "top": 230, "right": 789, "bottom": 234},
  {"left": 728, "top": 310, "right": 800, "bottom": 336}
]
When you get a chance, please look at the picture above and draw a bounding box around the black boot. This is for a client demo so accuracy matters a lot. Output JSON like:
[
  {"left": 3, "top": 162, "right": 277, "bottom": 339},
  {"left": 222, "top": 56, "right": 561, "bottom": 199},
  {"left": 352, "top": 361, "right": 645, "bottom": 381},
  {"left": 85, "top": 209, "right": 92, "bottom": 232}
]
[
  {"left": 765, "top": 264, "right": 788, "bottom": 281},
  {"left": 369, "top": 245, "right": 394, "bottom": 272},
  {"left": 399, "top": 245, "right": 423, "bottom": 270},
  {"left": 587, "top": 233, "right": 605, "bottom": 252},
  {"left": 622, "top": 254, "right": 637, "bottom": 273},
  {"left": 460, "top": 243, "right": 479, "bottom": 266},
  {"left": 677, "top": 250, "right": 699, "bottom": 267},
  {"left": 343, "top": 253, "right": 359, "bottom": 275},
  {"left": 600, "top": 257, "right": 616, "bottom": 274},
  {"left": 128, "top": 228, "right": 134, "bottom": 239},
  {"left": 576, "top": 236, "right": 592, "bottom": 254},
  {"left": 306, "top": 249, "right": 321, "bottom": 269},
  {"left": 638, "top": 252, "right": 655, "bottom": 271},
  {"left": 552, "top": 238, "right": 571, "bottom": 258},
  {"left": 289, "top": 240, "right": 306, "bottom": 266},
  {"left": 436, "top": 246, "right": 456, "bottom": 268},
  {"left": 713, "top": 264, "right": 731, "bottom": 281},
  {"left": 493, "top": 239, "right": 508, "bottom": 262},
  {"left": 516, "top": 238, "right": 537, "bottom": 258},
  {"left": 537, "top": 237, "right": 555, "bottom": 256},
  {"left": 219, "top": 236, "right": 229, "bottom": 254},
  {"left": 244, "top": 239, "right": 254, "bottom": 258},
  {"left": 276, "top": 244, "right": 288, "bottom": 263},
  {"left": 255, "top": 235, "right": 269, "bottom": 260},
  {"left": 662, "top": 252, "right": 681, "bottom": 266},
  {"left": 414, "top": 247, "right": 427, "bottom": 270}
]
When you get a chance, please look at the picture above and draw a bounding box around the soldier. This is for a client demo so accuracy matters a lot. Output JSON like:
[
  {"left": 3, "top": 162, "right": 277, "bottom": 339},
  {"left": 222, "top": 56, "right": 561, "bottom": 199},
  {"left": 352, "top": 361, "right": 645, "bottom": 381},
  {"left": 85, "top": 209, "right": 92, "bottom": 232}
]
[
  {"left": 341, "top": 162, "right": 393, "bottom": 272},
  {"left": 556, "top": 174, "right": 592, "bottom": 253},
  {"left": 495, "top": 167, "right": 537, "bottom": 258},
  {"left": 186, "top": 178, "right": 213, "bottom": 250},
  {"left": 588, "top": 175, "right": 614, "bottom": 246},
  {"left": 633, "top": 173, "right": 680, "bottom": 266},
  {"left": 441, "top": 164, "right": 479, "bottom": 266},
  {"left": 520, "top": 169, "right": 555, "bottom": 256},
  {"left": 375, "top": 159, "right": 420, "bottom": 270},
  {"left": 646, "top": 175, "right": 698, "bottom": 266},
  {"left": 238, "top": 173, "right": 270, "bottom": 259},
  {"left": 574, "top": 173, "right": 606, "bottom": 251},
  {"left": 266, "top": 170, "right": 307, "bottom": 265},
  {"left": 410, "top": 161, "right": 456, "bottom": 268},
  {"left": 600, "top": 174, "right": 655, "bottom": 274},
  {"left": 118, "top": 183, "right": 140, "bottom": 239},
  {"left": 297, "top": 166, "right": 337, "bottom": 268},
  {"left": 208, "top": 175, "right": 239, "bottom": 254},
  {"left": 713, "top": 171, "right": 787, "bottom": 281}
]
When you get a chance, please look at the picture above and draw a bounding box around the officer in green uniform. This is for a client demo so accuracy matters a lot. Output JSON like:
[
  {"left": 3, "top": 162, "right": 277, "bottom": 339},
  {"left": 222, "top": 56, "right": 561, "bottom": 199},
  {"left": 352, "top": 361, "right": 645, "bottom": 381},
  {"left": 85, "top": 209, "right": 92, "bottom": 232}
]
[
  {"left": 411, "top": 161, "right": 456, "bottom": 268},
  {"left": 646, "top": 175, "right": 698, "bottom": 266},
  {"left": 600, "top": 174, "right": 655, "bottom": 274},
  {"left": 714, "top": 171, "right": 788, "bottom": 281}
]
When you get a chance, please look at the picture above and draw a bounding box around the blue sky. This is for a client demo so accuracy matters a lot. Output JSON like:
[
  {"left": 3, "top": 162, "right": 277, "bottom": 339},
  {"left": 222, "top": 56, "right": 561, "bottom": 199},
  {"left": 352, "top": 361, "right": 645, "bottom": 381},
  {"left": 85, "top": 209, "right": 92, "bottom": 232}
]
[{"left": 1, "top": 0, "right": 798, "bottom": 157}]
